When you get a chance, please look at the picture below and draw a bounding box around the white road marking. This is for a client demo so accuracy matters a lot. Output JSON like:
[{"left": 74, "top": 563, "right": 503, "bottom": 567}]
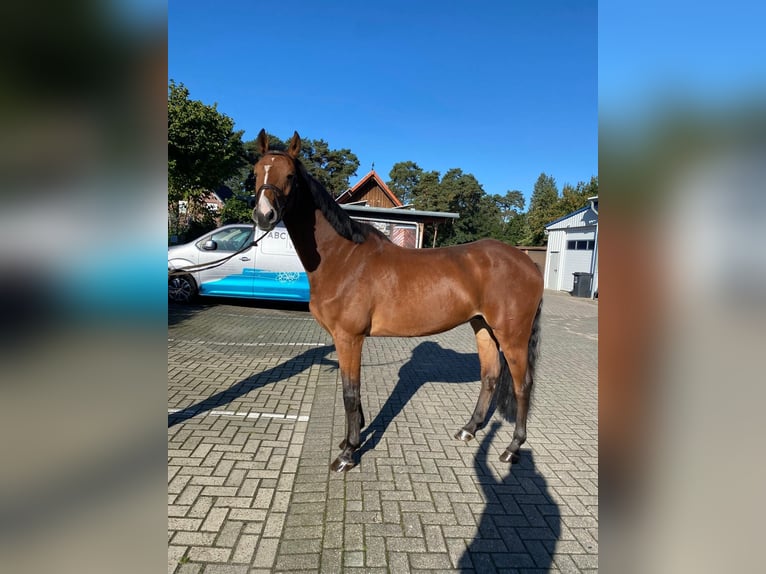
[
  {"left": 168, "top": 408, "right": 308, "bottom": 422},
  {"left": 167, "top": 338, "right": 325, "bottom": 347}
]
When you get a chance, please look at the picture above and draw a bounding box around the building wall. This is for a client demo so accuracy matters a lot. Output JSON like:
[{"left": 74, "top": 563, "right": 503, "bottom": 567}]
[
  {"left": 344, "top": 184, "right": 397, "bottom": 209},
  {"left": 517, "top": 247, "right": 547, "bottom": 273},
  {"left": 362, "top": 185, "right": 395, "bottom": 208},
  {"left": 544, "top": 226, "right": 597, "bottom": 291}
]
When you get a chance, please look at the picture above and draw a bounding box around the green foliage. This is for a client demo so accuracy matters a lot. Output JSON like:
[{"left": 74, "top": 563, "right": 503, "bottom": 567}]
[
  {"left": 560, "top": 176, "right": 599, "bottom": 215},
  {"left": 409, "top": 170, "right": 446, "bottom": 247},
  {"left": 387, "top": 161, "right": 423, "bottom": 205},
  {"left": 219, "top": 192, "right": 254, "bottom": 224},
  {"left": 520, "top": 174, "right": 599, "bottom": 246},
  {"left": 525, "top": 173, "right": 561, "bottom": 245},
  {"left": 180, "top": 205, "right": 218, "bottom": 243},
  {"left": 298, "top": 138, "right": 360, "bottom": 196},
  {"left": 492, "top": 190, "right": 530, "bottom": 245},
  {"left": 440, "top": 169, "right": 498, "bottom": 246},
  {"left": 411, "top": 170, "right": 448, "bottom": 211},
  {"left": 168, "top": 80, "right": 246, "bottom": 204}
]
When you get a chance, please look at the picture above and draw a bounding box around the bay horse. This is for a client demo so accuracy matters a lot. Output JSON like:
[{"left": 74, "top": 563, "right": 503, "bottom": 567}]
[{"left": 252, "top": 130, "right": 543, "bottom": 472}]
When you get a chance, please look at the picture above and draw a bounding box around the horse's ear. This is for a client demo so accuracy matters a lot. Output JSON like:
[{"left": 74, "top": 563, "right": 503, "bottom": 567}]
[
  {"left": 257, "top": 129, "right": 269, "bottom": 155},
  {"left": 287, "top": 131, "right": 301, "bottom": 158}
]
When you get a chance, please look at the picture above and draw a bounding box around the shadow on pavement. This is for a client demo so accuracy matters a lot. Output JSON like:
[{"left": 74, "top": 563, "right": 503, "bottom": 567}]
[
  {"left": 459, "top": 421, "right": 561, "bottom": 572},
  {"left": 168, "top": 344, "right": 336, "bottom": 427},
  {"left": 168, "top": 298, "right": 310, "bottom": 327},
  {"left": 356, "top": 341, "right": 484, "bottom": 461}
]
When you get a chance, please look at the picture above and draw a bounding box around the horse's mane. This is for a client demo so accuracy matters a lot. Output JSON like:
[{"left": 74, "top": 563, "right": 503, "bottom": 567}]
[{"left": 292, "top": 156, "right": 388, "bottom": 244}]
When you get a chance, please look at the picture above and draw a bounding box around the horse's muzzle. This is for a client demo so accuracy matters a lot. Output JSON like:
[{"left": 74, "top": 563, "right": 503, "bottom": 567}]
[
  {"left": 253, "top": 189, "right": 280, "bottom": 230},
  {"left": 254, "top": 209, "right": 278, "bottom": 231}
]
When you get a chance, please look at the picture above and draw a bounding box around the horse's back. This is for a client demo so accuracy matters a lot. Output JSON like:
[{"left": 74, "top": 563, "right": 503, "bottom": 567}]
[
  {"left": 347, "top": 237, "right": 541, "bottom": 336},
  {"left": 395, "top": 238, "right": 541, "bottom": 287}
]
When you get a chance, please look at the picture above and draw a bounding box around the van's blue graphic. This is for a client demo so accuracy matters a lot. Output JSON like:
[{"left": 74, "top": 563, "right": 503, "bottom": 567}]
[{"left": 199, "top": 269, "right": 310, "bottom": 302}]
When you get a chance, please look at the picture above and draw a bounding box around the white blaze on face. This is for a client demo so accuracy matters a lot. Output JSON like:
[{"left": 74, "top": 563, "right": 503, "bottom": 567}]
[
  {"left": 256, "top": 192, "right": 275, "bottom": 221},
  {"left": 256, "top": 162, "right": 276, "bottom": 222}
]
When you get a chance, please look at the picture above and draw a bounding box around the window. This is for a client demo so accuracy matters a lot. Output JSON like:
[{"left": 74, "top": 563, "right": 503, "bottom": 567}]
[
  {"left": 197, "top": 227, "right": 253, "bottom": 252},
  {"left": 567, "top": 239, "right": 594, "bottom": 250}
]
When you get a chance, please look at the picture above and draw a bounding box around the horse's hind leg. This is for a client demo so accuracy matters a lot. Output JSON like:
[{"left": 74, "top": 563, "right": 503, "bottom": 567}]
[
  {"left": 455, "top": 318, "right": 501, "bottom": 442},
  {"left": 496, "top": 339, "right": 533, "bottom": 463}
]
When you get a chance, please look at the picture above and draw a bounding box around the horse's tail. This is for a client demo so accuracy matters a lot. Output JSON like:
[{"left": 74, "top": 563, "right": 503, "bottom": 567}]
[
  {"left": 527, "top": 298, "right": 543, "bottom": 384},
  {"left": 496, "top": 298, "right": 543, "bottom": 421}
]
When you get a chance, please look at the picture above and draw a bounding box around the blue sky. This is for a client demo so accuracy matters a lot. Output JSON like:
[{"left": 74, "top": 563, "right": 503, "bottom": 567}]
[
  {"left": 169, "top": 1, "right": 597, "bottom": 204},
  {"left": 599, "top": 1, "right": 766, "bottom": 124}
]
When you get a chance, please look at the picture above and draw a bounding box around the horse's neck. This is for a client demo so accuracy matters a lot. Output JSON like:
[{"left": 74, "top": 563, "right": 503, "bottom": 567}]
[{"left": 283, "top": 186, "right": 349, "bottom": 275}]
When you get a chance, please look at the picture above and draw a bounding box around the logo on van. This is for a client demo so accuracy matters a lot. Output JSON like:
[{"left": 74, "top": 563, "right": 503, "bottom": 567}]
[
  {"left": 277, "top": 271, "right": 300, "bottom": 283},
  {"left": 268, "top": 230, "right": 289, "bottom": 241}
]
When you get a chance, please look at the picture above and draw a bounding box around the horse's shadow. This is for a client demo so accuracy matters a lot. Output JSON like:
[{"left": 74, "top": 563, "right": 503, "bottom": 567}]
[
  {"left": 356, "top": 341, "right": 486, "bottom": 459},
  {"left": 168, "top": 344, "right": 336, "bottom": 427},
  {"left": 459, "top": 422, "right": 561, "bottom": 572}
]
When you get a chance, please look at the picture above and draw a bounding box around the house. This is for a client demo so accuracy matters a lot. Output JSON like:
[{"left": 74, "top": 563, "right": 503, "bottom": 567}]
[
  {"left": 543, "top": 198, "right": 598, "bottom": 296},
  {"left": 336, "top": 170, "right": 403, "bottom": 208},
  {"left": 337, "top": 170, "right": 458, "bottom": 248},
  {"left": 202, "top": 185, "right": 234, "bottom": 214}
]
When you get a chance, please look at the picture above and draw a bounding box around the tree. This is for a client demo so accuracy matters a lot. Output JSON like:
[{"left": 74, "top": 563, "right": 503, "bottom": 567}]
[
  {"left": 387, "top": 161, "right": 423, "bottom": 205},
  {"left": 218, "top": 192, "right": 253, "bottom": 224},
  {"left": 492, "top": 190, "right": 529, "bottom": 245},
  {"left": 556, "top": 176, "right": 597, "bottom": 218},
  {"left": 298, "top": 138, "right": 359, "bottom": 196},
  {"left": 168, "top": 80, "right": 246, "bottom": 204},
  {"left": 409, "top": 170, "right": 447, "bottom": 247},
  {"left": 411, "top": 170, "right": 446, "bottom": 211},
  {"left": 495, "top": 190, "right": 525, "bottom": 218},
  {"left": 408, "top": 168, "right": 500, "bottom": 247},
  {"left": 441, "top": 169, "right": 498, "bottom": 246},
  {"left": 168, "top": 81, "right": 246, "bottom": 240},
  {"left": 525, "top": 173, "right": 560, "bottom": 245}
]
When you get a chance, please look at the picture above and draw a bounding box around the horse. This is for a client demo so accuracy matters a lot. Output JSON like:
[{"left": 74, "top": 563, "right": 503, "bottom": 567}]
[{"left": 252, "top": 129, "right": 544, "bottom": 472}]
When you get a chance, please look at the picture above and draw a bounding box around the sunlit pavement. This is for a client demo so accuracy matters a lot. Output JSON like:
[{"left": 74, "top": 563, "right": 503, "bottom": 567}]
[{"left": 168, "top": 290, "right": 597, "bottom": 573}]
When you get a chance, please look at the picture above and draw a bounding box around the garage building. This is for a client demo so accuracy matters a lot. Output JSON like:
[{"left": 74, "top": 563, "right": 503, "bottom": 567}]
[{"left": 543, "top": 197, "right": 598, "bottom": 296}]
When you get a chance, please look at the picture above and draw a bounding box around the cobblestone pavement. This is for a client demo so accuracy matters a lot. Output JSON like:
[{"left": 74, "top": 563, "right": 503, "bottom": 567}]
[{"left": 168, "top": 290, "right": 597, "bottom": 573}]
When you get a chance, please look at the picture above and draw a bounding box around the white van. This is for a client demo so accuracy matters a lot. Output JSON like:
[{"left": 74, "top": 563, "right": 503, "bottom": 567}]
[
  {"left": 168, "top": 222, "right": 309, "bottom": 303},
  {"left": 168, "top": 216, "right": 421, "bottom": 303}
]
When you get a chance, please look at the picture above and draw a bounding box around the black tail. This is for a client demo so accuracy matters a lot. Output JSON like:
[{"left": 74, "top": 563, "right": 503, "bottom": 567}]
[
  {"left": 495, "top": 299, "right": 543, "bottom": 421},
  {"left": 527, "top": 298, "right": 543, "bottom": 383}
]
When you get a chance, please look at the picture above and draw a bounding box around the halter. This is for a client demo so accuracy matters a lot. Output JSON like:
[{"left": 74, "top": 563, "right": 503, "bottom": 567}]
[{"left": 255, "top": 183, "right": 286, "bottom": 219}]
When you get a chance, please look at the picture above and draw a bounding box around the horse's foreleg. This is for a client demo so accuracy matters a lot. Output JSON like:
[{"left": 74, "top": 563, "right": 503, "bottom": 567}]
[
  {"left": 456, "top": 319, "right": 501, "bottom": 442},
  {"left": 331, "top": 333, "right": 365, "bottom": 472}
]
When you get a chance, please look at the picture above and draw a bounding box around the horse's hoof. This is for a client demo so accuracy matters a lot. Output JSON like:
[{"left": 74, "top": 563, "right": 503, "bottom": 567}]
[
  {"left": 330, "top": 457, "right": 355, "bottom": 472},
  {"left": 499, "top": 449, "right": 520, "bottom": 463},
  {"left": 454, "top": 429, "right": 475, "bottom": 442}
]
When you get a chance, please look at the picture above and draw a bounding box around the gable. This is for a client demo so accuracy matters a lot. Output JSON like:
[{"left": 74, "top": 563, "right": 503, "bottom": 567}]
[
  {"left": 337, "top": 170, "right": 402, "bottom": 208},
  {"left": 545, "top": 205, "right": 598, "bottom": 230}
]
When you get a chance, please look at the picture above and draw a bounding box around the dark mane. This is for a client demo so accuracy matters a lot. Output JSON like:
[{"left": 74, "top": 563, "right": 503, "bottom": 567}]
[{"left": 293, "top": 157, "right": 388, "bottom": 244}]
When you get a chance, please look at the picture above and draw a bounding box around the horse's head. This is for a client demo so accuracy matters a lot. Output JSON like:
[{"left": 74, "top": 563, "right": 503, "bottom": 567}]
[{"left": 252, "top": 129, "right": 302, "bottom": 231}]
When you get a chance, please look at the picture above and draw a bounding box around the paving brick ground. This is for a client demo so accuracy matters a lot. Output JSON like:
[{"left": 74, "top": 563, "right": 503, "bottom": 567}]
[{"left": 168, "top": 290, "right": 597, "bottom": 573}]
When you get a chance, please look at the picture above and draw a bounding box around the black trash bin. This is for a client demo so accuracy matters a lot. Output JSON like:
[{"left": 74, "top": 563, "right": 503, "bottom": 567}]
[{"left": 572, "top": 272, "right": 593, "bottom": 297}]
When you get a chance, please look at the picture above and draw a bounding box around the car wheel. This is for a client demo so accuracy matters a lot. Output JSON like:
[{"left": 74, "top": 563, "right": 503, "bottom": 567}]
[{"left": 169, "top": 274, "right": 197, "bottom": 303}]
